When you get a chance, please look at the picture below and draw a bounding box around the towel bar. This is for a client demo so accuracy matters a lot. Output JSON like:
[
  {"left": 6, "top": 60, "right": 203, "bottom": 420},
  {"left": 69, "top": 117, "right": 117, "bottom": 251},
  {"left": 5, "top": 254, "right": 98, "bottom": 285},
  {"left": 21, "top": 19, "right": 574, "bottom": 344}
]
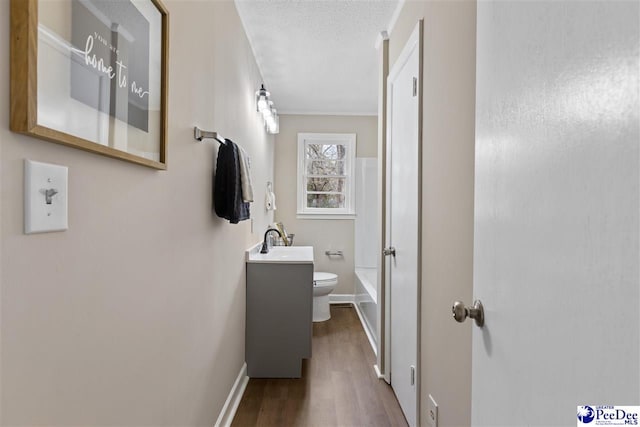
[{"left": 194, "top": 126, "right": 225, "bottom": 144}]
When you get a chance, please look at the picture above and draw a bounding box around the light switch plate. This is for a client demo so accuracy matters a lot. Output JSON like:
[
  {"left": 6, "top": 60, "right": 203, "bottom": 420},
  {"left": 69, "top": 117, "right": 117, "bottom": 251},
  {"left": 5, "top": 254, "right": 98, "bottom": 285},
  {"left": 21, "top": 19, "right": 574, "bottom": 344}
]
[
  {"left": 24, "top": 160, "right": 68, "bottom": 234},
  {"left": 427, "top": 394, "right": 438, "bottom": 427}
]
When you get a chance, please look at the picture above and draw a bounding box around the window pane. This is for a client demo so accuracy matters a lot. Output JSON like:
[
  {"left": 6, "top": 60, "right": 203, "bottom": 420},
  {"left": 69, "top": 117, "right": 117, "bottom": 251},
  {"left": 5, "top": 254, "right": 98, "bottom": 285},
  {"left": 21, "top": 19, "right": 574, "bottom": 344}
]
[
  {"left": 307, "top": 194, "right": 345, "bottom": 209},
  {"left": 306, "top": 144, "right": 346, "bottom": 160},
  {"left": 306, "top": 177, "right": 345, "bottom": 192},
  {"left": 306, "top": 160, "right": 345, "bottom": 176}
]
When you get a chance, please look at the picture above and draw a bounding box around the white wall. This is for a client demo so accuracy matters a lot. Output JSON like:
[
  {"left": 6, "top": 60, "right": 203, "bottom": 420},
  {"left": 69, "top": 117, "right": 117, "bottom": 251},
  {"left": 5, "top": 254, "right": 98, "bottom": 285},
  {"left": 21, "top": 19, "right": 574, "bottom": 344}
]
[
  {"left": 388, "top": 2, "right": 476, "bottom": 426},
  {"left": 1, "top": 1, "right": 273, "bottom": 424},
  {"left": 273, "top": 114, "right": 377, "bottom": 295}
]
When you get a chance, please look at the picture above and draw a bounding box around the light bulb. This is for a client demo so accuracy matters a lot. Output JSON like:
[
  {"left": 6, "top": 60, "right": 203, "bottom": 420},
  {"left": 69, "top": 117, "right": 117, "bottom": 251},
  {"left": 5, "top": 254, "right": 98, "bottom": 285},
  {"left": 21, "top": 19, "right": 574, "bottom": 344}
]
[
  {"left": 257, "top": 97, "right": 268, "bottom": 112},
  {"left": 262, "top": 101, "right": 274, "bottom": 119},
  {"left": 266, "top": 110, "right": 279, "bottom": 134},
  {"left": 268, "top": 119, "right": 278, "bottom": 134},
  {"left": 265, "top": 116, "right": 275, "bottom": 128}
]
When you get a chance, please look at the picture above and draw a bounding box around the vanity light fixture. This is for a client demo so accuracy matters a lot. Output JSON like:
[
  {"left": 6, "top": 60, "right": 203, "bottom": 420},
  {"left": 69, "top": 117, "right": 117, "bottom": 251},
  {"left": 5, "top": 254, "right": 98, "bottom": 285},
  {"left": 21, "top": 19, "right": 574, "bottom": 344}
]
[{"left": 255, "top": 84, "right": 279, "bottom": 134}]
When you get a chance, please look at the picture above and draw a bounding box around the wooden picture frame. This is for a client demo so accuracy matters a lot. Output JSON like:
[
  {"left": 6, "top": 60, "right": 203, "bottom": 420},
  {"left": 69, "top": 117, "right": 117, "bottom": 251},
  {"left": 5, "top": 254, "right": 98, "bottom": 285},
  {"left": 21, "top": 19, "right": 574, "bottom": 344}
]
[{"left": 10, "top": 0, "right": 169, "bottom": 170}]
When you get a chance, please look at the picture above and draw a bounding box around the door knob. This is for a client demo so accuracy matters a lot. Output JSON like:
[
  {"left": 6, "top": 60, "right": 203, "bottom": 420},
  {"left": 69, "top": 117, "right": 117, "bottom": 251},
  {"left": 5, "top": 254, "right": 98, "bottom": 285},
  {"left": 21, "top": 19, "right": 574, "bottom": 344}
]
[
  {"left": 383, "top": 247, "right": 396, "bottom": 257},
  {"left": 452, "top": 300, "right": 484, "bottom": 327}
]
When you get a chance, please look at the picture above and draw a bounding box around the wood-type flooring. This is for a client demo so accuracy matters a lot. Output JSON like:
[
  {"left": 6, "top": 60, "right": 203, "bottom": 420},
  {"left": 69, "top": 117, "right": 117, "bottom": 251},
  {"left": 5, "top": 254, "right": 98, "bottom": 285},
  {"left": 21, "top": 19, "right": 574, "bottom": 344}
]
[{"left": 232, "top": 305, "right": 408, "bottom": 426}]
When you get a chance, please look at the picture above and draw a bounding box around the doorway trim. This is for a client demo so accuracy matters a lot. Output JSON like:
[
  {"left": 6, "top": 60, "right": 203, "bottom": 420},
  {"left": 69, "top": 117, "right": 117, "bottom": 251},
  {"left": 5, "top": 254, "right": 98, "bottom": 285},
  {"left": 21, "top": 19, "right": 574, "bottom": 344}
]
[{"left": 375, "top": 31, "right": 389, "bottom": 382}]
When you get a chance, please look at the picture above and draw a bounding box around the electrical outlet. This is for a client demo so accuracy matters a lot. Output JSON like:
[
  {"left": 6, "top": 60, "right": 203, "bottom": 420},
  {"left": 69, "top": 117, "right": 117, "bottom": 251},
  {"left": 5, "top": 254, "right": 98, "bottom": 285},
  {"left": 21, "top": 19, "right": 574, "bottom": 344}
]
[{"left": 427, "top": 394, "right": 438, "bottom": 427}]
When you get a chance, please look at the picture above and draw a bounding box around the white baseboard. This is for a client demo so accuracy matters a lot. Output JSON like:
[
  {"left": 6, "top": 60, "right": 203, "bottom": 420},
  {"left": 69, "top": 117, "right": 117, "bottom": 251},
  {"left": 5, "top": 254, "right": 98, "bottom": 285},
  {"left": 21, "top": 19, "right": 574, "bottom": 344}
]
[
  {"left": 374, "top": 364, "right": 386, "bottom": 380},
  {"left": 215, "top": 362, "right": 249, "bottom": 427},
  {"left": 329, "top": 294, "right": 355, "bottom": 304}
]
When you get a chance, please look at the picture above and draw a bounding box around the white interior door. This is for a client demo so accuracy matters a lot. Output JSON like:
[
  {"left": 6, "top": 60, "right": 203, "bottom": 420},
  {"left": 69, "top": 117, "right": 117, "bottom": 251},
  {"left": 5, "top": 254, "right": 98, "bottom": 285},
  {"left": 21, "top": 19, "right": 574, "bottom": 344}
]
[
  {"left": 386, "top": 22, "right": 421, "bottom": 427},
  {"left": 472, "top": 1, "right": 639, "bottom": 425}
]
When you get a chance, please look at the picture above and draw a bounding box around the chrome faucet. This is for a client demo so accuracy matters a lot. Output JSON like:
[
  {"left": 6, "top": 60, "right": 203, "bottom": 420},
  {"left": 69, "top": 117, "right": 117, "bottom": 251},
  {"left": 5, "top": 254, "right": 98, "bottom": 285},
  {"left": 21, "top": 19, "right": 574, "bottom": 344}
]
[{"left": 260, "top": 228, "right": 283, "bottom": 254}]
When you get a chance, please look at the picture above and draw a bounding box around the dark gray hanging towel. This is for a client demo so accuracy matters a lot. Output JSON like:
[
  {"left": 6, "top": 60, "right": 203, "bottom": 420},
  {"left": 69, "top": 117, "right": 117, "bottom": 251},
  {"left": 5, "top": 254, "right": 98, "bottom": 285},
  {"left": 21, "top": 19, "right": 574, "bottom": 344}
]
[{"left": 213, "top": 139, "right": 250, "bottom": 223}]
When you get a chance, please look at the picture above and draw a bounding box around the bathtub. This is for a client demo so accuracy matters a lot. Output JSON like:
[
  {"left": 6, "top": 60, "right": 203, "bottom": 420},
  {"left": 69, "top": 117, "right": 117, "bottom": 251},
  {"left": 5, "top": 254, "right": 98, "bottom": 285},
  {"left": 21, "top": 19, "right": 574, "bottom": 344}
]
[{"left": 355, "top": 267, "right": 378, "bottom": 353}]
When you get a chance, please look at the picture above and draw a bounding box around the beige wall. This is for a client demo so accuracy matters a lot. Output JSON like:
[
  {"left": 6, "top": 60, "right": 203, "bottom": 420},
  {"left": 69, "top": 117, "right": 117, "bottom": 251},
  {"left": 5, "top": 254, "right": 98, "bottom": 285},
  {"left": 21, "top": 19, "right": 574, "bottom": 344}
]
[
  {"left": 273, "top": 114, "right": 377, "bottom": 295},
  {"left": 1, "top": 1, "right": 273, "bottom": 424},
  {"left": 388, "top": 2, "right": 476, "bottom": 426}
]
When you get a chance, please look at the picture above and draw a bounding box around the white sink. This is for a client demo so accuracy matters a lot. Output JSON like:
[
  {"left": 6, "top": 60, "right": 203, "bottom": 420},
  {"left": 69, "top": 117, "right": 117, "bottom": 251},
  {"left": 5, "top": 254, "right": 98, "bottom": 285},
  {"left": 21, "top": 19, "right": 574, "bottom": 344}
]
[{"left": 246, "top": 244, "right": 314, "bottom": 264}]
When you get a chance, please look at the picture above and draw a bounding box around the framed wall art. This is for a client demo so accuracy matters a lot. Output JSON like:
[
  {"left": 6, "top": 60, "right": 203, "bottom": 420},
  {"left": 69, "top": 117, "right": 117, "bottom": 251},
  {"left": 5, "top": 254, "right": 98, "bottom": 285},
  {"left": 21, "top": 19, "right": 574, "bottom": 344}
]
[{"left": 10, "top": 0, "right": 169, "bottom": 169}]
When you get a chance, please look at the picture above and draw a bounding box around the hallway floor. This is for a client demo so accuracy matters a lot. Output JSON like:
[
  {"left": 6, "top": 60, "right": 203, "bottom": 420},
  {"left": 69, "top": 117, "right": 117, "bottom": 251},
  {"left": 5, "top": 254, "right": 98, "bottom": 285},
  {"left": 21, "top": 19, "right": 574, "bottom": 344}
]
[{"left": 231, "top": 305, "right": 408, "bottom": 426}]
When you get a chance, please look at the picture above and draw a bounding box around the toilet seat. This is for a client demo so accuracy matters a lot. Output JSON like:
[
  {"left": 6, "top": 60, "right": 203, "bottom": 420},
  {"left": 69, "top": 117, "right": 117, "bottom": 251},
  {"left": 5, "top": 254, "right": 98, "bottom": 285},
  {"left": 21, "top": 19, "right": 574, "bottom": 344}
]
[{"left": 313, "top": 272, "right": 338, "bottom": 285}]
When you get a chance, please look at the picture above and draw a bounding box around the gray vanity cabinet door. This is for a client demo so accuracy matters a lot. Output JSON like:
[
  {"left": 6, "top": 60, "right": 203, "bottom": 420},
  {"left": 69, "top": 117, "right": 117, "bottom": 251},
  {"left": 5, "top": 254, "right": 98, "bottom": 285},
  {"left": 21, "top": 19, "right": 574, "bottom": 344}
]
[{"left": 246, "top": 263, "right": 313, "bottom": 378}]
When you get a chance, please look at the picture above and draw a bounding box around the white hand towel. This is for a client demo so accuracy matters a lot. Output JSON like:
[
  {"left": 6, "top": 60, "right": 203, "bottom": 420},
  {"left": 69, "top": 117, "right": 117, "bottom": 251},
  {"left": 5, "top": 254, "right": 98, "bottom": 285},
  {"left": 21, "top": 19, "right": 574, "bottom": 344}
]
[{"left": 238, "top": 146, "right": 254, "bottom": 203}]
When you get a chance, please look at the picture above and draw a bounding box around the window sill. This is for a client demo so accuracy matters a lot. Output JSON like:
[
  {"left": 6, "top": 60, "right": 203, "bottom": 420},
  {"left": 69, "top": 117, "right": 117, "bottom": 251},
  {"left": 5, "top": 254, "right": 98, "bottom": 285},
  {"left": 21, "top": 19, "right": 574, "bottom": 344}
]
[{"left": 296, "top": 213, "right": 356, "bottom": 220}]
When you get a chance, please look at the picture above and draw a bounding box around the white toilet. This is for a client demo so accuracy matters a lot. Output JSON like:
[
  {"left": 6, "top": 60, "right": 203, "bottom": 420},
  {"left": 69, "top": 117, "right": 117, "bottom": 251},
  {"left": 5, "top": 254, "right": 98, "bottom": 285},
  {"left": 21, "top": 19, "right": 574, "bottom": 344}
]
[{"left": 312, "top": 272, "right": 338, "bottom": 322}]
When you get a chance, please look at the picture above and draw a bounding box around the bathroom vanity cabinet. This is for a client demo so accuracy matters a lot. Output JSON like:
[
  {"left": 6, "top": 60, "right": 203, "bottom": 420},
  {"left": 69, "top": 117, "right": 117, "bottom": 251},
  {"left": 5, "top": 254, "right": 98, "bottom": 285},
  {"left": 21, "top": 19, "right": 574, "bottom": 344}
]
[{"left": 245, "top": 245, "right": 314, "bottom": 378}]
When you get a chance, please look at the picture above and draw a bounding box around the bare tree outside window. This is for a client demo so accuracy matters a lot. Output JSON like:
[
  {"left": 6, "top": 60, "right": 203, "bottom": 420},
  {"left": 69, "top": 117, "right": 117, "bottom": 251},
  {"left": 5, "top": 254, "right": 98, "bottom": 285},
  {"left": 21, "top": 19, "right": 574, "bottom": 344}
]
[{"left": 305, "top": 144, "right": 347, "bottom": 208}]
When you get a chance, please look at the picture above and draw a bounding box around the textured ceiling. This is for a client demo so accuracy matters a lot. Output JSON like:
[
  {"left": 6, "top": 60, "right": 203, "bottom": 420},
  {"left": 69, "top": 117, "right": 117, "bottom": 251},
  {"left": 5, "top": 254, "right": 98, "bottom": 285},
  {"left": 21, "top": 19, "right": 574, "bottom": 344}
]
[{"left": 235, "top": 0, "right": 399, "bottom": 115}]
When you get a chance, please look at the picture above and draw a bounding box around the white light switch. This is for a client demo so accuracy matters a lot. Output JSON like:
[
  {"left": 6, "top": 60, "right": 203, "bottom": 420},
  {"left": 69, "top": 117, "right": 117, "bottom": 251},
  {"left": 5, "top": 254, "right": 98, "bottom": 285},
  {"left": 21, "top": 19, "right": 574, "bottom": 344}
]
[{"left": 24, "top": 160, "right": 68, "bottom": 234}]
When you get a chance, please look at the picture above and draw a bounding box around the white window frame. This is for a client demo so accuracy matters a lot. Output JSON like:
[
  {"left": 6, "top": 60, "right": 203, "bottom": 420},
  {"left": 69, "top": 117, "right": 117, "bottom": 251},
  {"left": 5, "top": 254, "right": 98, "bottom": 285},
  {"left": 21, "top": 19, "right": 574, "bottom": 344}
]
[{"left": 297, "top": 133, "right": 357, "bottom": 219}]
